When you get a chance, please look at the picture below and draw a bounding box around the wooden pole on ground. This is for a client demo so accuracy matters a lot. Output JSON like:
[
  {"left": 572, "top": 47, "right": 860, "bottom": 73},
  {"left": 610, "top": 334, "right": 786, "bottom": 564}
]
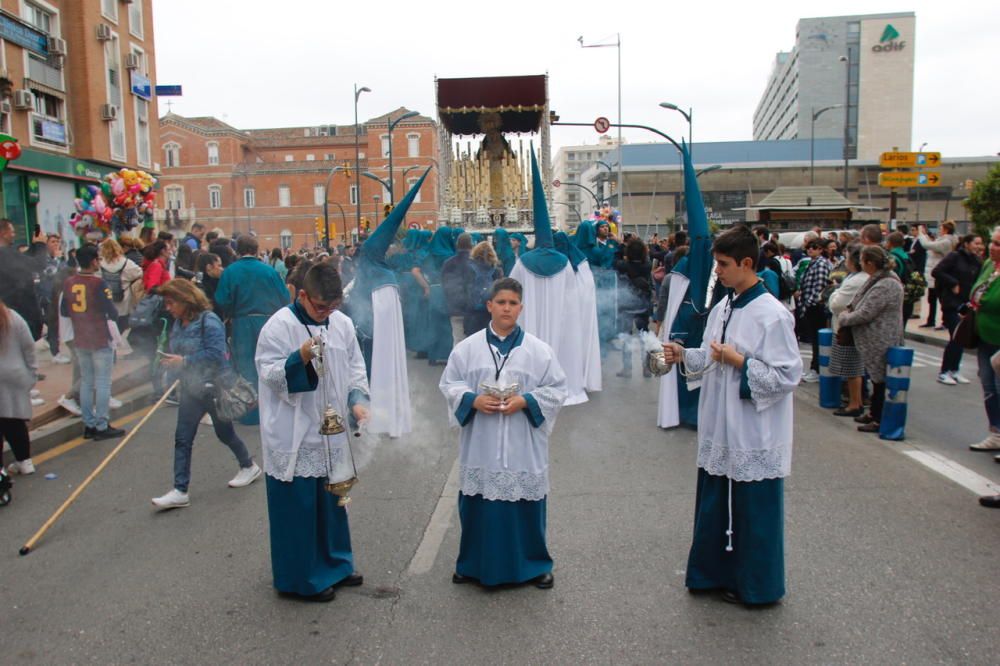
[{"left": 19, "top": 380, "right": 181, "bottom": 556}]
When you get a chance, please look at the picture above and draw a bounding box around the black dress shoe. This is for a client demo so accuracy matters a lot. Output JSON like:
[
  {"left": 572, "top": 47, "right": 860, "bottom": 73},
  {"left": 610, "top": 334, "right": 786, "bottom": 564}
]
[
  {"left": 854, "top": 413, "right": 874, "bottom": 424},
  {"left": 979, "top": 494, "right": 1000, "bottom": 508},
  {"left": 83, "top": 427, "right": 96, "bottom": 439},
  {"left": 306, "top": 585, "right": 337, "bottom": 602},
  {"left": 833, "top": 407, "right": 864, "bottom": 417},
  {"left": 452, "top": 572, "right": 477, "bottom": 585},
  {"left": 720, "top": 589, "right": 742, "bottom": 604},
  {"left": 532, "top": 572, "right": 554, "bottom": 589},
  {"left": 857, "top": 422, "right": 880, "bottom": 433},
  {"left": 337, "top": 573, "right": 363, "bottom": 587},
  {"left": 93, "top": 425, "right": 126, "bottom": 441}
]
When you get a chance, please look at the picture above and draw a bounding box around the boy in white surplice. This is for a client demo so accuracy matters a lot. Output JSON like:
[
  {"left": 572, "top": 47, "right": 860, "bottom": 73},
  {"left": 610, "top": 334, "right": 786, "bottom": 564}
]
[
  {"left": 663, "top": 225, "right": 802, "bottom": 606},
  {"left": 439, "top": 277, "right": 567, "bottom": 588}
]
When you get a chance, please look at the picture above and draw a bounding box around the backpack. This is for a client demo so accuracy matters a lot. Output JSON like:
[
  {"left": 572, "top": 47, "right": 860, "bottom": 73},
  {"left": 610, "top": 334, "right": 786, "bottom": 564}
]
[
  {"left": 778, "top": 272, "right": 796, "bottom": 301},
  {"left": 101, "top": 264, "right": 125, "bottom": 302}
]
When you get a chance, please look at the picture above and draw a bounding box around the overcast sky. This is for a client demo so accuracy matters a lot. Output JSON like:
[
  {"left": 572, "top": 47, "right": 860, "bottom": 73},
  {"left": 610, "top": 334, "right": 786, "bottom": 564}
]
[{"left": 152, "top": 0, "right": 999, "bottom": 158}]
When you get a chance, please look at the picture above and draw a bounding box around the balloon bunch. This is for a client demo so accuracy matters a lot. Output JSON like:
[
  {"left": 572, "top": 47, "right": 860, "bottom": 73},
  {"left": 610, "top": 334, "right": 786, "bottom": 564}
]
[
  {"left": 70, "top": 168, "right": 157, "bottom": 239},
  {"left": 590, "top": 204, "right": 621, "bottom": 234}
]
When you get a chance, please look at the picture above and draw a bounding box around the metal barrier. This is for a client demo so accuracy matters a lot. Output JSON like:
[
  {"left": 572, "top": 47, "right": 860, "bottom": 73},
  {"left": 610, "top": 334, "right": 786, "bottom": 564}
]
[
  {"left": 879, "top": 346, "right": 914, "bottom": 441},
  {"left": 817, "top": 328, "right": 843, "bottom": 408}
]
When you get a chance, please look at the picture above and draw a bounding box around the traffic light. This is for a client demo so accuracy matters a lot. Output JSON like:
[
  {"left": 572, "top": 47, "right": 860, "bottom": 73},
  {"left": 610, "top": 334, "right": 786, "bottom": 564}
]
[
  {"left": 315, "top": 216, "right": 325, "bottom": 241},
  {"left": 342, "top": 161, "right": 352, "bottom": 178},
  {"left": 383, "top": 203, "right": 393, "bottom": 218},
  {"left": 361, "top": 217, "right": 371, "bottom": 232},
  {"left": 964, "top": 179, "right": 976, "bottom": 190}
]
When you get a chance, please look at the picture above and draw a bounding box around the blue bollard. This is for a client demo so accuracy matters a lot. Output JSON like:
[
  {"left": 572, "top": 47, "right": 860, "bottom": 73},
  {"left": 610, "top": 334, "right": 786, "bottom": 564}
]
[
  {"left": 817, "top": 328, "right": 842, "bottom": 408},
  {"left": 880, "top": 346, "right": 914, "bottom": 441}
]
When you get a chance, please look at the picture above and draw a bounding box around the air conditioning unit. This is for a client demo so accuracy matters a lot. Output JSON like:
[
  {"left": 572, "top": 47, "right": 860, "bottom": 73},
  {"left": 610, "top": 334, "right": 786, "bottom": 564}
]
[
  {"left": 96, "top": 24, "right": 113, "bottom": 41},
  {"left": 100, "top": 103, "right": 118, "bottom": 121},
  {"left": 0, "top": 100, "right": 11, "bottom": 115},
  {"left": 13, "top": 90, "right": 33, "bottom": 110},
  {"left": 47, "top": 36, "right": 67, "bottom": 55},
  {"left": 124, "top": 53, "right": 140, "bottom": 70}
]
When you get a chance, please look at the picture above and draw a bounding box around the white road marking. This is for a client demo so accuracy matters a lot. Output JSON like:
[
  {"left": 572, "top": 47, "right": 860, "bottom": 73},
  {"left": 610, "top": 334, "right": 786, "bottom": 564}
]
[
  {"left": 406, "top": 457, "right": 461, "bottom": 576},
  {"left": 902, "top": 449, "right": 1000, "bottom": 497}
]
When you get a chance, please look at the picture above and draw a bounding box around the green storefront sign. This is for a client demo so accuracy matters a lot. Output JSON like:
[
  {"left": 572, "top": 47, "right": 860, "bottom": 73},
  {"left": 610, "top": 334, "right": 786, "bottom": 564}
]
[{"left": 10, "top": 148, "right": 107, "bottom": 182}]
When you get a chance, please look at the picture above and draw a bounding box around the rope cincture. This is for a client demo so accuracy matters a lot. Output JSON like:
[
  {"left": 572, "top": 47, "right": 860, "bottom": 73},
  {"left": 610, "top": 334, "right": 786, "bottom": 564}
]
[{"left": 726, "top": 478, "right": 734, "bottom": 553}]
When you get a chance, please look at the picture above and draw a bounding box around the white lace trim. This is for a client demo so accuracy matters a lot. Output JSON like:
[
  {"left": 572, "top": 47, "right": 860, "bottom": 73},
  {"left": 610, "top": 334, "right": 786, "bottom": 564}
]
[
  {"left": 684, "top": 348, "right": 710, "bottom": 373},
  {"left": 459, "top": 465, "right": 548, "bottom": 502},
  {"left": 697, "top": 441, "right": 789, "bottom": 482},
  {"left": 259, "top": 361, "right": 290, "bottom": 396},
  {"left": 264, "top": 445, "right": 344, "bottom": 480},
  {"left": 746, "top": 358, "right": 785, "bottom": 411}
]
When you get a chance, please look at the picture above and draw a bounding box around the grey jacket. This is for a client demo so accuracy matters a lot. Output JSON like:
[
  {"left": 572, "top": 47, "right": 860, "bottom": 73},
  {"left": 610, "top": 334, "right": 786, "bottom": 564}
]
[
  {"left": 837, "top": 270, "right": 904, "bottom": 382},
  {"left": 0, "top": 308, "right": 38, "bottom": 419}
]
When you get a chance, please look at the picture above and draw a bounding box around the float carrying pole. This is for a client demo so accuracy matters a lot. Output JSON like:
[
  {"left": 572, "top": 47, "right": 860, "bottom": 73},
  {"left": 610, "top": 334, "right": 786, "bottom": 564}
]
[
  {"left": 879, "top": 346, "right": 914, "bottom": 441},
  {"left": 817, "top": 328, "right": 842, "bottom": 408}
]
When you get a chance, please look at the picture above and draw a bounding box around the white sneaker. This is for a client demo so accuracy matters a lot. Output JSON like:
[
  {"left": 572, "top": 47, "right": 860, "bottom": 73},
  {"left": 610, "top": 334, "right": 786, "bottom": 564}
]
[
  {"left": 31, "top": 398, "right": 45, "bottom": 406},
  {"left": 228, "top": 463, "right": 262, "bottom": 488},
  {"left": 152, "top": 489, "right": 190, "bottom": 510},
  {"left": 937, "top": 373, "right": 957, "bottom": 386},
  {"left": 108, "top": 396, "right": 123, "bottom": 409},
  {"left": 8, "top": 459, "right": 35, "bottom": 475},
  {"left": 801, "top": 370, "right": 820, "bottom": 383},
  {"left": 970, "top": 433, "right": 1000, "bottom": 451},
  {"left": 58, "top": 395, "right": 82, "bottom": 416},
  {"left": 52, "top": 353, "right": 71, "bottom": 364},
  {"left": 949, "top": 371, "right": 970, "bottom": 385},
  {"left": 30, "top": 389, "right": 40, "bottom": 398}
]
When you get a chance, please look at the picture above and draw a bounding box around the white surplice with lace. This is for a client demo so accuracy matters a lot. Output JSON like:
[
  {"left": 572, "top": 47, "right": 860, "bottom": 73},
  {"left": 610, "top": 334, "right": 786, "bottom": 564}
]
[
  {"left": 681, "top": 288, "right": 802, "bottom": 481},
  {"left": 439, "top": 327, "right": 567, "bottom": 502}
]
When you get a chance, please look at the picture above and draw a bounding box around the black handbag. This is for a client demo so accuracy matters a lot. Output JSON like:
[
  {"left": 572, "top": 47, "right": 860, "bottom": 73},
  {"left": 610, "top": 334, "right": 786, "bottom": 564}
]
[
  {"left": 953, "top": 309, "right": 979, "bottom": 350},
  {"left": 836, "top": 325, "right": 854, "bottom": 347}
]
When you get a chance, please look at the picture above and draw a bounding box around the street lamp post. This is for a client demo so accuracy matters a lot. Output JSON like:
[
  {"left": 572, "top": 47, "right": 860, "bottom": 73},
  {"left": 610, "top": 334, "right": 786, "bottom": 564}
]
[
  {"left": 580, "top": 34, "right": 622, "bottom": 211},
  {"left": 372, "top": 195, "right": 380, "bottom": 227},
  {"left": 810, "top": 104, "right": 844, "bottom": 185},
  {"left": 839, "top": 51, "right": 852, "bottom": 197},
  {"left": 387, "top": 111, "right": 419, "bottom": 206},
  {"left": 561, "top": 182, "right": 601, "bottom": 210},
  {"left": 658, "top": 102, "right": 692, "bottom": 154},
  {"left": 321, "top": 165, "right": 348, "bottom": 250},
  {"left": 354, "top": 84, "right": 371, "bottom": 241}
]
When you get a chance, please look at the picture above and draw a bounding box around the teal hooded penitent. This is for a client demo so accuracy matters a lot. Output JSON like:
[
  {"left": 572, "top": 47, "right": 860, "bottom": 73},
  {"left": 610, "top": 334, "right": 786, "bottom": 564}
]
[
  {"left": 553, "top": 231, "right": 586, "bottom": 272},
  {"left": 494, "top": 228, "right": 517, "bottom": 276},
  {"left": 349, "top": 169, "right": 430, "bottom": 361},
  {"left": 517, "top": 149, "right": 568, "bottom": 277}
]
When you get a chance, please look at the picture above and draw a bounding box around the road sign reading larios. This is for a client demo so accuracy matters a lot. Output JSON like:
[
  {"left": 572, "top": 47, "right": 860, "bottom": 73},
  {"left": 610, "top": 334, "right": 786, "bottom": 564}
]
[
  {"left": 878, "top": 172, "right": 942, "bottom": 188},
  {"left": 879, "top": 151, "right": 942, "bottom": 168}
]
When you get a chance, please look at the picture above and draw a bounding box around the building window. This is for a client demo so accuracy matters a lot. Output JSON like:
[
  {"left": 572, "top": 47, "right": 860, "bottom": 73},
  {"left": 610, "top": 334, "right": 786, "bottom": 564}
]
[
  {"left": 128, "top": 0, "right": 143, "bottom": 39},
  {"left": 244, "top": 187, "right": 255, "bottom": 209},
  {"left": 100, "top": 0, "right": 117, "bottom": 22},
  {"left": 349, "top": 185, "right": 358, "bottom": 206},
  {"left": 284, "top": 154, "right": 294, "bottom": 162},
  {"left": 27, "top": 53, "right": 63, "bottom": 90},
  {"left": 380, "top": 135, "right": 389, "bottom": 158},
  {"left": 306, "top": 154, "right": 315, "bottom": 161},
  {"left": 407, "top": 133, "right": 420, "bottom": 158},
  {"left": 280, "top": 229, "right": 292, "bottom": 250},
  {"left": 105, "top": 34, "right": 126, "bottom": 161},
  {"left": 30, "top": 90, "right": 67, "bottom": 148},
  {"left": 164, "top": 186, "right": 184, "bottom": 210},
  {"left": 314, "top": 184, "right": 325, "bottom": 206},
  {"left": 163, "top": 142, "right": 180, "bottom": 168},
  {"left": 407, "top": 178, "right": 421, "bottom": 204},
  {"left": 135, "top": 98, "right": 150, "bottom": 166},
  {"left": 278, "top": 186, "right": 291, "bottom": 207},
  {"left": 26, "top": 2, "right": 54, "bottom": 32},
  {"left": 207, "top": 142, "right": 219, "bottom": 165},
  {"left": 324, "top": 153, "right": 335, "bottom": 161},
  {"left": 208, "top": 186, "right": 222, "bottom": 209}
]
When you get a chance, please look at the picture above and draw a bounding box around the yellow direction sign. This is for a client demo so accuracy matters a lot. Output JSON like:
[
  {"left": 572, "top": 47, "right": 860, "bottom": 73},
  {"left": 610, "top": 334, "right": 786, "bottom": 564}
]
[
  {"left": 879, "top": 151, "right": 942, "bottom": 168},
  {"left": 878, "top": 171, "right": 942, "bottom": 188}
]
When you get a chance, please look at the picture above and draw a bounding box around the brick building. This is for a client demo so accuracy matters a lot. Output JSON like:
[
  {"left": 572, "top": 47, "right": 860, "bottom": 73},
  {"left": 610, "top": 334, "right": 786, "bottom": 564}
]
[
  {"left": 0, "top": 0, "right": 159, "bottom": 245},
  {"left": 157, "top": 108, "right": 440, "bottom": 250}
]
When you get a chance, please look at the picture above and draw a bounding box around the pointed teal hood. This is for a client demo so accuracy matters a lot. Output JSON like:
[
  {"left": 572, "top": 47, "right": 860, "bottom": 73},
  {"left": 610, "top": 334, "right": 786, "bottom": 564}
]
[
  {"left": 360, "top": 168, "right": 430, "bottom": 267},
  {"left": 494, "top": 228, "right": 516, "bottom": 275},
  {"left": 517, "top": 148, "right": 567, "bottom": 277},
  {"left": 554, "top": 231, "right": 587, "bottom": 271}
]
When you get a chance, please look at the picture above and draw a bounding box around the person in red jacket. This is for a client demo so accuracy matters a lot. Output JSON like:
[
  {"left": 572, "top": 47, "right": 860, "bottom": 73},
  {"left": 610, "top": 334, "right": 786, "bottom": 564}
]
[{"left": 141, "top": 240, "right": 172, "bottom": 293}]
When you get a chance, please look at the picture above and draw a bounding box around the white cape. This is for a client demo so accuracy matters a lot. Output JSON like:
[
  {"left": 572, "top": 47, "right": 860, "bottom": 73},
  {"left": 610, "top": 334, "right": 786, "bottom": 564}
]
[
  {"left": 657, "top": 272, "right": 688, "bottom": 429},
  {"left": 369, "top": 285, "right": 411, "bottom": 437},
  {"left": 509, "top": 260, "right": 586, "bottom": 404}
]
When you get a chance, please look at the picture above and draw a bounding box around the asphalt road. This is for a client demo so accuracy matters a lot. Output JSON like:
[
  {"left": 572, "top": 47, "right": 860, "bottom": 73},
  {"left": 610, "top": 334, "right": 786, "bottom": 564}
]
[{"left": 2, "top": 349, "right": 998, "bottom": 664}]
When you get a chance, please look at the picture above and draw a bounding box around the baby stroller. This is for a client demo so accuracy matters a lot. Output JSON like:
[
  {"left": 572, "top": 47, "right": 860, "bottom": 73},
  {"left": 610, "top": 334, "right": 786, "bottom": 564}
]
[{"left": 0, "top": 467, "right": 11, "bottom": 506}]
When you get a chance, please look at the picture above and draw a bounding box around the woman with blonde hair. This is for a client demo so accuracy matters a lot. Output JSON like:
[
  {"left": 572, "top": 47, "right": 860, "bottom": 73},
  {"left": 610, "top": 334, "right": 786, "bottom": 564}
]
[
  {"left": 99, "top": 238, "right": 144, "bottom": 328},
  {"left": 465, "top": 240, "right": 503, "bottom": 335},
  {"left": 0, "top": 299, "right": 38, "bottom": 476},
  {"left": 151, "top": 279, "right": 259, "bottom": 510}
]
